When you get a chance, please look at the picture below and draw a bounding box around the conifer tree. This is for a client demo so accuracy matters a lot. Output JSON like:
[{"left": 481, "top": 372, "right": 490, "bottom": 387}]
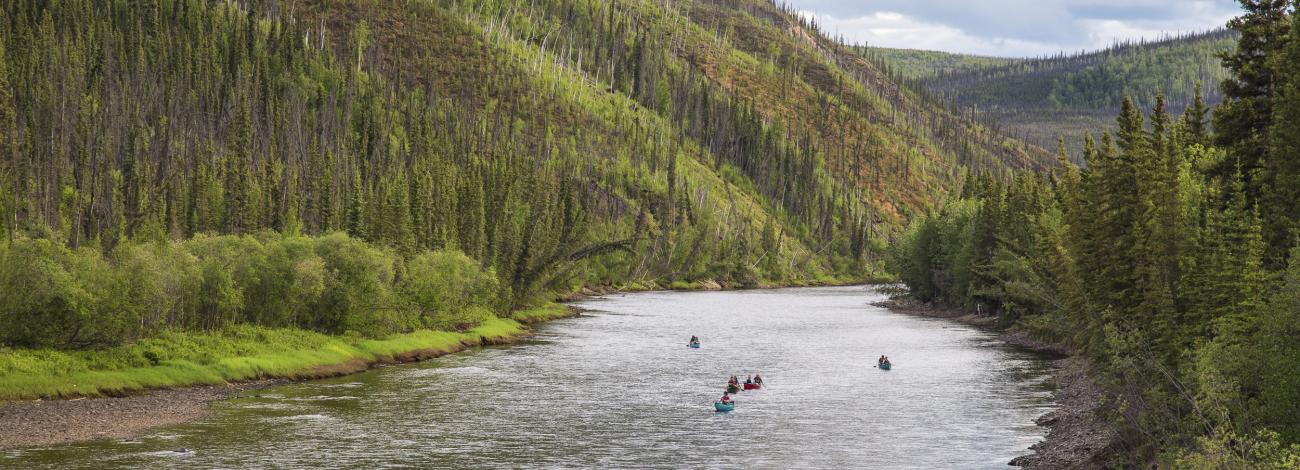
[
  {"left": 224, "top": 85, "right": 254, "bottom": 234},
  {"left": 1263, "top": 8, "right": 1300, "bottom": 263},
  {"left": 457, "top": 164, "right": 486, "bottom": 260},
  {"left": 0, "top": 40, "right": 15, "bottom": 244},
  {"left": 347, "top": 165, "right": 366, "bottom": 240},
  {"left": 1182, "top": 83, "right": 1211, "bottom": 147},
  {"left": 1213, "top": 0, "right": 1292, "bottom": 195}
]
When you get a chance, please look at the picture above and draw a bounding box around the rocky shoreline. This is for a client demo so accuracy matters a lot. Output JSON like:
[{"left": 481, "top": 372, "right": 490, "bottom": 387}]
[
  {"left": 873, "top": 297, "right": 1117, "bottom": 468},
  {"left": 0, "top": 380, "right": 283, "bottom": 450}
]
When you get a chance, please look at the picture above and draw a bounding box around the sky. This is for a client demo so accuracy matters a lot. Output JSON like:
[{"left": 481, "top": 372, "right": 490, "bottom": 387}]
[{"left": 783, "top": 0, "right": 1241, "bottom": 57}]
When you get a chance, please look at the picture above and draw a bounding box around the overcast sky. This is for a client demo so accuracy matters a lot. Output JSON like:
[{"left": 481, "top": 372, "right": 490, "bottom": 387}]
[{"left": 784, "top": 0, "right": 1241, "bottom": 57}]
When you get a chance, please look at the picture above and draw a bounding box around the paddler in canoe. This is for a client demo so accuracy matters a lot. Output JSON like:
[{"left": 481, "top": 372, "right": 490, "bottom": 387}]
[
  {"left": 726, "top": 376, "right": 741, "bottom": 393},
  {"left": 753, "top": 373, "right": 764, "bottom": 385}
]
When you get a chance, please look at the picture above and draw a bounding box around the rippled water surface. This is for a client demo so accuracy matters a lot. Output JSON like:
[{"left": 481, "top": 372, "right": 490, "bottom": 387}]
[{"left": 5, "top": 286, "right": 1056, "bottom": 469}]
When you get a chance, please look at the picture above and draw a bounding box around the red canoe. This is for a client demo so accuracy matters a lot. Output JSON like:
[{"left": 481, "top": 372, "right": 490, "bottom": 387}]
[{"left": 743, "top": 383, "right": 761, "bottom": 390}]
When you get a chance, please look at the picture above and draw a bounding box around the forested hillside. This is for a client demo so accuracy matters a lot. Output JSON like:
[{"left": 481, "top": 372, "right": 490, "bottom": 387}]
[
  {"left": 889, "top": 2, "right": 1300, "bottom": 465},
  {"left": 855, "top": 47, "right": 1012, "bottom": 82},
  {"left": 0, "top": 0, "right": 1050, "bottom": 353},
  {"left": 864, "top": 30, "right": 1236, "bottom": 156}
]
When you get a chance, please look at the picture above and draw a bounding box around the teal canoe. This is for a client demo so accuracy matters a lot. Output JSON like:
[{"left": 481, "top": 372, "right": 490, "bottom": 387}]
[
  {"left": 688, "top": 342, "right": 701, "bottom": 348},
  {"left": 879, "top": 361, "right": 892, "bottom": 370},
  {"left": 714, "top": 401, "right": 735, "bottom": 412}
]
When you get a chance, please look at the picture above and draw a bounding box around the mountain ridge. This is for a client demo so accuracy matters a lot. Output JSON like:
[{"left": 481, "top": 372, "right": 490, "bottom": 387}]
[{"left": 859, "top": 28, "right": 1236, "bottom": 155}]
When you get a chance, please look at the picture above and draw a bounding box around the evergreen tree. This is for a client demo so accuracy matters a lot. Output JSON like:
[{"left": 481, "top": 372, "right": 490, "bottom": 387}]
[
  {"left": 347, "top": 165, "right": 365, "bottom": 240},
  {"left": 0, "top": 40, "right": 15, "bottom": 244},
  {"left": 456, "top": 164, "right": 486, "bottom": 260},
  {"left": 1212, "top": 0, "right": 1292, "bottom": 195},
  {"left": 224, "top": 86, "right": 254, "bottom": 234},
  {"left": 1182, "top": 83, "right": 1211, "bottom": 147},
  {"left": 1263, "top": 8, "right": 1300, "bottom": 263}
]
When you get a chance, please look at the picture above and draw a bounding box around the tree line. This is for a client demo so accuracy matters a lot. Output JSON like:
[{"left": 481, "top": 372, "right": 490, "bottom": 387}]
[
  {"left": 888, "top": 1, "right": 1300, "bottom": 464},
  {"left": 0, "top": 0, "right": 942, "bottom": 349}
]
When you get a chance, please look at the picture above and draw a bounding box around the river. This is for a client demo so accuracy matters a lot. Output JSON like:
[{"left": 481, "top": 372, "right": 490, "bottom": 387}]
[{"left": 4, "top": 286, "right": 1056, "bottom": 469}]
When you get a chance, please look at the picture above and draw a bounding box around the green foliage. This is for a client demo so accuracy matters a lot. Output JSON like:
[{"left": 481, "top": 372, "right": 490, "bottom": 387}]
[
  {"left": 0, "top": 233, "right": 503, "bottom": 347},
  {"left": 886, "top": 3, "right": 1300, "bottom": 459},
  {"left": 855, "top": 47, "right": 1012, "bottom": 81},
  {"left": 400, "top": 250, "right": 500, "bottom": 330},
  {"left": 0, "top": 317, "right": 526, "bottom": 401},
  {"left": 1175, "top": 430, "right": 1300, "bottom": 469},
  {"left": 0, "top": 239, "right": 119, "bottom": 348},
  {"left": 0, "top": 0, "right": 1058, "bottom": 406},
  {"left": 0, "top": 0, "right": 969, "bottom": 300}
]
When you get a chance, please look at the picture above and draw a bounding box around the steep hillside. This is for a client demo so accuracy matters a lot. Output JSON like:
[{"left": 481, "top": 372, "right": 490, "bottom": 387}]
[
  {"left": 0, "top": 0, "right": 1048, "bottom": 284},
  {"left": 0, "top": 0, "right": 1064, "bottom": 387},
  {"left": 864, "top": 29, "right": 1235, "bottom": 155}
]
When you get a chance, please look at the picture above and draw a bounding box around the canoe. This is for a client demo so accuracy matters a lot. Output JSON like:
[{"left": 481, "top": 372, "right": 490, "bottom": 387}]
[
  {"left": 688, "top": 342, "right": 701, "bottom": 348},
  {"left": 743, "top": 383, "right": 761, "bottom": 390},
  {"left": 726, "top": 384, "right": 741, "bottom": 394},
  {"left": 879, "top": 362, "right": 892, "bottom": 370},
  {"left": 714, "top": 401, "right": 735, "bottom": 412}
]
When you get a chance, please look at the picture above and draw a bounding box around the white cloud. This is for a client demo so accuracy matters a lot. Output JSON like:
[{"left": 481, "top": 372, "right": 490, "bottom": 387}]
[
  {"left": 792, "top": 1, "right": 1240, "bottom": 57},
  {"left": 804, "top": 11, "right": 1070, "bottom": 57}
]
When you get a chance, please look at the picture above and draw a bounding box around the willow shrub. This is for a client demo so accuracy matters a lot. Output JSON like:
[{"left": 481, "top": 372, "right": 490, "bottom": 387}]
[{"left": 0, "top": 232, "right": 504, "bottom": 350}]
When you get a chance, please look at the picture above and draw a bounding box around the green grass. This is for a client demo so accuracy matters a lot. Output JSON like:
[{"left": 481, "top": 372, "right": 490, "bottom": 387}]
[
  {"left": 0, "top": 317, "right": 528, "bottom": 401},
  {"left": 510, "top": 304, "right": 576, "bottom": 324},
  {"left": 668, "top": 280, "right": 696, "bottom": 290}
]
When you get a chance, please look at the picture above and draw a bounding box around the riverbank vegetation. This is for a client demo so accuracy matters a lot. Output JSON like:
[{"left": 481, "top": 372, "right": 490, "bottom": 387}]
[
  {"left": 0, "top": 0, "right": 1039, "bottom": 400},
  {"left": 888, "top": 2, "right": 1300, "bottom": 465},
  {"left": 0, "top": 316, "right": 528, "bottom": 401}
]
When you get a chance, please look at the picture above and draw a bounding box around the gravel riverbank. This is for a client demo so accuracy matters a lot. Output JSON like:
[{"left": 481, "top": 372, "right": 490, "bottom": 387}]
[
  {"left": 0, "top": 310, "right": 577, "bottom": 451},
  {"left": 874, "top": 297, "right": 1118, "bottom": 468},
  {"left": 0, "top": 380, "right": 282, "bottom": 450}
]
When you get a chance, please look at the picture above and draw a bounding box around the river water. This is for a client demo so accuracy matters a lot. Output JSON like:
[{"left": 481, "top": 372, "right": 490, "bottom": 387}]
[{"left": 4, "top": 286, "right": 1056, "bottom": 469}]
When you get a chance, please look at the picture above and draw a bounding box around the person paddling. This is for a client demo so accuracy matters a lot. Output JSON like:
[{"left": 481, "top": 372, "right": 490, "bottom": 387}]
[
  {"left": 745, "top": 375, "right": 753, "bottom": 385},
  {"left": 753, "top": 373, "right": 764, "bottom": 385},
  {"left": 720, "top": 393, "right": 733, "bottom": 404},
  {"left": 688, "top": 335, "right": 699, "bottom": 346}
]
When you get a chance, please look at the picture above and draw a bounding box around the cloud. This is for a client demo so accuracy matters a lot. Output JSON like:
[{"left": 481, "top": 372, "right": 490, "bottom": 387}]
[{"left": 787, "top": 0, "right": 1240, "bottom": 57}]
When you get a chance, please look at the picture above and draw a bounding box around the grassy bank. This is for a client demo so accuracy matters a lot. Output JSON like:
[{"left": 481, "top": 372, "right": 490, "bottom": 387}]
[{"left": 0, "top": 307, "right": 570, "bottom": 402}]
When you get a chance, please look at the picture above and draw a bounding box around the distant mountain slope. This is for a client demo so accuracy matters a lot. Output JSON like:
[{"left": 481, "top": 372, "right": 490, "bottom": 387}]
[
  {"left": 855, "top": 47, "right": 1013, "bottom": 81},
  {"left": 862, "top": 29, "right": 1236, "bottom": 155}
]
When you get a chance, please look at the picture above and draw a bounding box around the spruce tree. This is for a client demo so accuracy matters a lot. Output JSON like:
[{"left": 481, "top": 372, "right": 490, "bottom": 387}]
[
  {"left": 457, "top": 164, "right": 486, "bottom": 260},
  {"left": 224, "top": 86, "right": 253, "bottom": 234},
  {"left": 1263, "top": 8, "right": 1300, "bottom": 263},
  {"left": 0, "top": 40, "right": 14, "bottom": 244},
  {"left": 347, "top": 165, "right": 365, "bottom": 240},
  {"left": 1182, "top": 83, "right": 1211, "bottom": 147},
  {"left": 1213, "top": 0, "right": 1292, "bottom": 196}
]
